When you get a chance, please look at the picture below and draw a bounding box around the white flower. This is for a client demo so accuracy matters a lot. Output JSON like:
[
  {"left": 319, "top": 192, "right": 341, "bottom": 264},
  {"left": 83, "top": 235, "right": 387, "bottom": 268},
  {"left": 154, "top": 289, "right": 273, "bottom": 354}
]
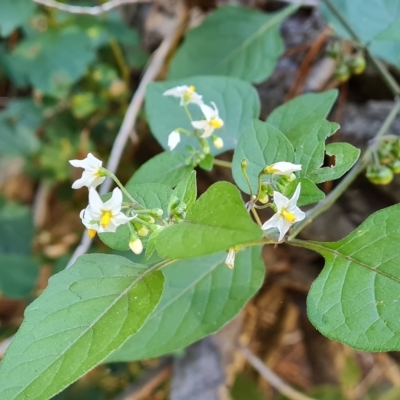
[
  {"left": 261, "top": 183, "right": 305, "bottom": 242},
  {"left": 80, "top": 187, "right": 135, "bottom": 235},
  {"left": 225, "top": 248, "right": 236, "bottom": 269},
  {"left": 192, "top": 102, "right": 224, "bottom": 138},
  {"left": 168, "top": 131, "right": 180, "bottom": 150},
  {"left": 264, "top": 162, "right": 302, "bottom": 175},
  {"left": 163, "top": 85, "right": 203, "bottom": 106},
  {"left": 69, "top": 153, "right": 106, "bottom": 189}
]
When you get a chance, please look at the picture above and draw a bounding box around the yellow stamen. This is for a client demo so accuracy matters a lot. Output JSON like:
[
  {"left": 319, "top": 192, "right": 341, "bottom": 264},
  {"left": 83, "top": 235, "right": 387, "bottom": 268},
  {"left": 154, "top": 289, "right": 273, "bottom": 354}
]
[
  {"left": 88, "top": 229, "right": 97, "bottom": 238},
  {"left": 210, "top": 118, "right": 223, "bottom": 129},
  {"left": 281, "top": 208, "right": 296, "bottom": 223},
  {"left": 264, "top": 165, "right": 277, "bottom": 174},
  {"left": 100, "top": 210, "right": 112, "bottom": 228},
  {"left": 188, "top": 85, "right": 195, "bottom": 92},
  {"left": 94, "top": 167, "right": 102, "bottom": 177}
]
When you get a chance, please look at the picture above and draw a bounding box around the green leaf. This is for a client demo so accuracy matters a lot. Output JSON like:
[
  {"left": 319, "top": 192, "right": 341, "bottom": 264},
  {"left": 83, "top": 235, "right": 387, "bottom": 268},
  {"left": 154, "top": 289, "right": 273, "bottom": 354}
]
[
  {"left": 128, "top": 151, "right": 192, "bottom": 187},
  {"left": 266, "top": 90, "right": 338, "bottom": 141},
  {"left": 145, "top": 76, "right": 260, "bottom": 155},
  {"left": 307, "top": 142, "right": 360, "bottom": 184},
  {"left": 321, "top": 0, "right": 400, "bottom": 67},
  {"left": 156, "top": 182, "right": 262, "bottom": 259},
  {"left": 173, "top": 170, "right": 197, "bottom": 209},
  {"left": 0, "top": 255, "right": 38, "bottom": 298},
  {"left": 168, "top": 5, "right": 298, "bottom": 83},
  {"left": 303, "top": 204, "right": 400, "bottom": 351},
  {"left": 199, "top": 153, "right": 214, "bottom": 171},
  {"left": 0, "top": 198, "right": 34, "bottom": 254},
  {"left": 231, "top": 374, "right": 265, "bottom": 400},
  {"left": 0, "top": 0, "right": 35, "bottom": 37},
  {"left": 0, "top": 99, "right": 42, "bottom": 157},
  {"left": 99, "top": 183, "right": 173, "bottom": 251},
  {"left": 232, "top": 119, "right": 295, "bottom": 194},
  {"left": 0, "top": 254, "right": 164, "bottom": 399},
  {"left": 0, "top": 199, "right": 38, "bottom": 298},
  {"left": 282, "top": 177, "right": 325, "bottom": 206},
  {"left": 9, "top": 27, "right": 96, "bottom": 97},
  {"left": 293, "top": 120, "right": 339, "bottom": 178},
  {"left": 108, "top": 246, "right": 265, "bottom": 362}
]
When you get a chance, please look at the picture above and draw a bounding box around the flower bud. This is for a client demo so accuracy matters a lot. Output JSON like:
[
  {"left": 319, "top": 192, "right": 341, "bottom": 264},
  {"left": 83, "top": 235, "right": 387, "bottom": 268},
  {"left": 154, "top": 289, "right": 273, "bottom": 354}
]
[
  {"left": 151, "top": 208, "right": 164, "bottom": 217},
  {"left": 334, "top": 63, "right": 350, "bottom": 83},
  {"left": 129, "top": 238, "right": 143, "bottom": 255},
  {"left": 212, "top": 135, "right": 224, "bottom": 149},
  {"left": 390, "top": 160, "right": 400, "bottom": 174},
  {"left": 241, "top": 159, "right": 249, "bottom": 168},
  {"left": 138, "top": 226, "right": 149, "bottom": 237},
  {"left": 349, "top": 55, "right": 366, "bottom": 75}
]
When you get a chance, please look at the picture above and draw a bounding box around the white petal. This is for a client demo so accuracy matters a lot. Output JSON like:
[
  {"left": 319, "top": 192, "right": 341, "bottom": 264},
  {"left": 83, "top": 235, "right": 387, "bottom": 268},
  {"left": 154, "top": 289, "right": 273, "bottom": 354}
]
[
  {"left": 89, "top": 187, "right": 104, "bottom": 214},
  {"left": 261, "top": 213, "right": 281, "bottom": 231},
  {"left": 112, "top": 212, "right": 133, "bottom": 226},
  {"left": 199, "top": 103, "right": 215, "bottom": 121},
  {"left": 273, "top": 191, "right": 289, "bottom": 211},
  {"left": 103, "top": 188, "right": 123, "bottom": 211},
  {"left": 71, "top": 176, "right": 86, "bottom": 189},
  {"left": 200, "top": 126, "right": 215, "bottom": 138},
  {"left": 288, "top": 183, "right": 302, "bottom": 207},
  {"left": 168, "top": 131, "right": 180, "bottom": 150},
  {"left": 189, "top": 93, "right": 203, "bottom": 106},
  {"left": 86, "top": 153, "right": 102, "bottom": 167},
  {"left": 192, "top": 120, "right": 209, "bottom": 130},
  {"left": 163, "top": 86, "right": 186, "bottom": 97},
  {"left": 69, "top": 159, "right": 86, "bottom": 168},
  {"left": 291, "top": 207, "right": 305, "bottom": 222},
  {"left": 276, "top": 218, "right": 292, "bottom": 242},
  {"left": 91, "top": 176, "right": 106, "bottom": 188},
  {"left": 269, "top": 162, "right": 302, "bottom": 175}
]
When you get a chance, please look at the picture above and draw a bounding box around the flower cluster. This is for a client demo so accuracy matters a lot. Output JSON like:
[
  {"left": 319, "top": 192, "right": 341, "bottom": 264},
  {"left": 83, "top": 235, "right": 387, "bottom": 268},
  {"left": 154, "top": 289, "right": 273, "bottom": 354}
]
[
  {"left": 260, "top": 161, "right": 305, "bottom": 241},
  {"left": 163, "top": 85, "right": 224, "bottom": 152},
  {"left": 69, "top": 153, "right": 160, "bottom": 254}
]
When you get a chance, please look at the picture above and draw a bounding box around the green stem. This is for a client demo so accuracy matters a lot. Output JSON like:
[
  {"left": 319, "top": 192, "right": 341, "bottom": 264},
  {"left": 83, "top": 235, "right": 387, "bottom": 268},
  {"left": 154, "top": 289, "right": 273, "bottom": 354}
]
[
  {"left": 322, "top": 0, "right": 400, "bottom": 96},
  {"left": 251, "top": 207, "right": 263, "bottom": 228},
  {"left": 289, "top": 98, "right": 400, "bottom": 239},
  {"left": 183, "top": 104, "right": 193, "bottom": 122},
  {"left": 107, "top": 171, "right": 140, "bottom": 207},
  {"left": 213, "top": 159, "right": 232, "bottom": 168}
]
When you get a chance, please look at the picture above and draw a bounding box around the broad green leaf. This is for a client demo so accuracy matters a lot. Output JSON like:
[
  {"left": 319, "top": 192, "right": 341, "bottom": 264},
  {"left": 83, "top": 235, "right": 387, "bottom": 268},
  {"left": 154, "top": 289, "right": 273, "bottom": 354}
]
[
  {"left": 0, "top": 254, "right": 164, "bottom": 399},
  {"left": 293, "top": 120, "right": 339, "bottom": 178},
  {"left": 199, "top": 153, "right": 214, "bottom": 171},
  {"left": 0, "top": 255, "right": 38, "bottom": 298},
  {"left": 168, "top": 5, "right": 298, "bottom": 83},
  {"left": 0, "top": 199, "right": 38, "bottom": 298},
  {"left": 307, "top": 142, "right": 360, "bottom": 184},
  {"left": 0, "top": 99, "right": 42, "bottom": 157},
  {"left": 99, "top": 183, "right": 173, "bottom": 251},
  {"left": 108, "top": 246, "right": 265, "bottom": 362},
  {"left": 232, "top": 119, "right": 295, "bottom": 194},
  {"left": 0, "top": 0, "right": 35, "bottom": 37},
  {"left": 145, "top": 76, "right": 260, "bottom": 155},
  {"left": 282, "top": 177, "right": 325, "bottom": 206},
  {"left": 156, "top": 182, "right": 262, "bottom": 259},
  {"left": 321, "top": 0, "right": 400, "bottom": 67},
  {"left": 128, "top": 151, "right": 192, "bottom": 187},
  {"left": 173, "top": 170, "right": 197, "bottom": 209},
  {"left": 303, "top": 204, "right": 400, "bottom": 351},
  {"left": 9, "top": 26, "right": 96, "bottom": 97},
  {"left": 266, "top": 90, "right": 338, "bottom": 141},
  {"left": 0, "top": 198, "right": 34, "bottom": 254}
]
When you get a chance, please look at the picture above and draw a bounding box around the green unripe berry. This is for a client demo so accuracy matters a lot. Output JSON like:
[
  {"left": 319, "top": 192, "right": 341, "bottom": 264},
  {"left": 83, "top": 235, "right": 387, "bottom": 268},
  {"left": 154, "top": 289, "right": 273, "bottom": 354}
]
[{"left": 366, "top": 165, "right": 394, "bottom": 185}]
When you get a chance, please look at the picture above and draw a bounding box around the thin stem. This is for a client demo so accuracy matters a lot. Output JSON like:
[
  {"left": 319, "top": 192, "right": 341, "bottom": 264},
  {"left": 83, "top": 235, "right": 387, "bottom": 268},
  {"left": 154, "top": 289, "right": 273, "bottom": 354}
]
[
  {"left": 107, "top": 171, "right": 140, "bottom": 206},
  {"left": 33, "top": 0, "right": 151, "bottom": 15},
  {"left": 213, "top": 159, "right": 232, "bottom": 168},
  {"left": 183, "top": 104, "right": 193, "bottom": 122},
  {"left": 322, "top": 0, "right": 400, "bottom": 96},
  {"left": 251, "top": 207, "right": 263, "bottom": 228},
  {"left": 289, "top": 98, "right": 400, "bottom": 239},
  {"left": 109, "top": 38, "right": 130, "bottom": 86},
  {"left": 240, "top": 345, "right": 317, "bottom": 400}
]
